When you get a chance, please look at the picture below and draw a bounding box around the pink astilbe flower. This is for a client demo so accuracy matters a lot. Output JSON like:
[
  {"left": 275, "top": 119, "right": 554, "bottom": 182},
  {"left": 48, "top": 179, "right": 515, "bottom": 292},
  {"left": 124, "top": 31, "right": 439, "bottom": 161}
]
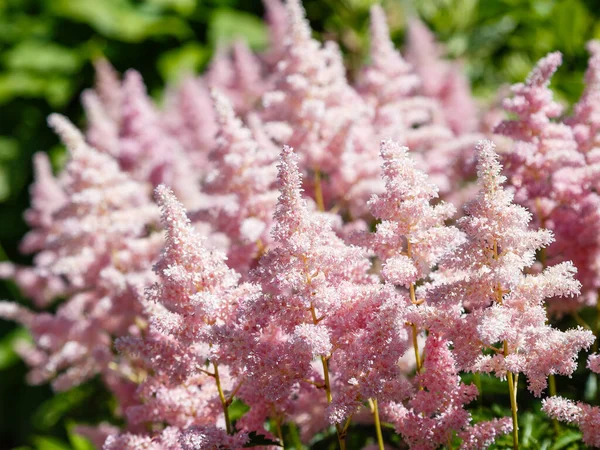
[
  {"left": 82, "top": 60, "right": 123, "bottom": 158},
  {"left": 570, "top": 41, "right": 600, "bottom": 157},
  {"left": 356, "top": 140, "right": 464, "bottom": 429},
  {"left": 405, "top": 18, "right": 478, "bottom": 134},
  {"left": 93, "top": 58, "right": 122, "bottom": 125},
  {"left": 357, "top": 5, "right": 420, "bottom": 138},
  {"left": 361, "top": 139, "right": 464, "bottom": 287},
  {"left": 260, "top": 0, "right": 370, "bottom": 194},
  {"left": 199, "top": 90, "right": 279, "bottom": 274},
  {"left": 45, "top": 114, "right": 159, "bottom": 289},
  {"left": 421, "top": 140, "right": 594, "bottom": 396},
  {"left": 205, "top": 40, "right": 268, "bottom": 115},
  {"left": 0, "top": 153, "right": 67, "bottom": 306},
  {"left": 494, "top": 51, "right": 584, "bottom": 207},
  {"left": 104, "top": 426, "right": 183, "bottom": 450},
  {"left": 0, "top": 114, "right": 161, "bottom": 391},
  {"left": 588, "top": 353, "right": 600, "bottom": 374},
  {"left": 542, "top": 397, "right": 600, "bottom": 447},
  {"left": 119, "top": 70, "right": 205, "bottom": 208},
  {"left": 386, "top": 335, "right": 511, "bottom": 450},
  {"left": 22, "top": 152, "right": 67, "bottom": 248},
  {"left": 119, "top": 185, "right": 256, "bottom": 381},
  {"left": 113, "top": 185, "right": 254, "bottom": 446},
  {"left": 357, "top": 8, "right": 481, "bottom": 205},
  {"left": 162, "top": 76, "right": 217, "bottom": 168},
  {"left": 262, "top": 0, "right": 287, "bottom": 66},
  {"left": 259, "top": 0, "right": 392, "bottom": 218},
  {"left": 82, "top": 89, "right": 121, "bottom": 159},
  {"left": 356, "top": 144, "right": 509, "bottom": 446},
  {"left": 458, "top": 418, "right": 514, "bottom": 450},
  {"left": 245, "top": 146, "right": 396, "bottom": 428},
  {"left": 494, "top": 51, "right": 600, "bottom": 311}
]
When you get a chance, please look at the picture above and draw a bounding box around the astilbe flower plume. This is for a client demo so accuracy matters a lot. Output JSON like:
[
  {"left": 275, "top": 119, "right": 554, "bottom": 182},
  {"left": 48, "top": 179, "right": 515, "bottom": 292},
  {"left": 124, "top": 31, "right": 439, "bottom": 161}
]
[
  {"left": 0, "top": 114, "right": 161, "bottom": 393},
  {"left": 199, "top": 90, "right": 279, "bottom": 274},
  {"left": 569, "top": 41, "right": 600, "bottom": 157},
  {"left": 357, "top": 138, "right": 463, "bottom": 388},
  {"left": 260, "top": 0, "right": 378, "bottom": 213},
  {"left": 385, "top": 335, "right": 512, "bottom": 450},
  {"left": 495, "top": 49, "right": 600, "bottom": 312},
  {"left": 361, "top": 139, "right": 463, "bottom": 289},
  {"left": 494, "top": 51, "right": 584, "bottom": 208},
  {"left": 206, "top": 40, "right": 268, "bottom": 115},
  {"left": 262, "top": 0, "right": 288, "bottom": 66},
  {"left": 405, "top": 18, "right": 478, "bottom": 135},
  {"left": 356, "top": 7, "right": 481, "bottom": 204},
  {"left": 82, "top": 63, "right": 208, "bottom": 210},
  {"left": 357, "top": 140, "right": 511, "bottom": 448},
  {"left": 243, "top": 146, "right": 408, "bottom": 444},
  {"left": 421, "top": 140, "right": 594, "bottom": 396},
  {"left": 540, "top": 353, "right": 600, "bottom": 447},
  {"left": 542, "top": 395, "right": 600, "bottom": 447},
  {"left": 162, "top": 75, "right": 217, "bottom": 169},
  {"left": 82, "top": 60, "right": 121, "bottom": 160},
  {"left": 0, "top": 152, "right": 67, "bottom": 306},
  {"left": 111, "top": 185, "right": 255, "bottom": 449},
  {"left": 356, "top": 5, "right": 421, "bottom": 140}
]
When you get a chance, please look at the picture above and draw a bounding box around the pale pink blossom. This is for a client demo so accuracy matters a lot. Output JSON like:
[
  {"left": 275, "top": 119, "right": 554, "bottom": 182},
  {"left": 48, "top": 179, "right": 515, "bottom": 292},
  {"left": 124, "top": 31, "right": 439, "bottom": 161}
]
[
  {"left": 543, "top": 396, "right": 600, "bottom": 447},
  {"left": 405, "top": 18, "right": 478, "bottom": 134},
  {"left": 422, "top": 140, "right": 594, "bottom": 395}
]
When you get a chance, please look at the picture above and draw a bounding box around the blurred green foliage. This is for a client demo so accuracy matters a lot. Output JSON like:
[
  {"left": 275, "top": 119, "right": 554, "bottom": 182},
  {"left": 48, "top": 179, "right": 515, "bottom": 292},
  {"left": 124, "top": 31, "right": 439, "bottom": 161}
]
[{"left": 1, "top": 0, "right": 600, "bottom": 448}]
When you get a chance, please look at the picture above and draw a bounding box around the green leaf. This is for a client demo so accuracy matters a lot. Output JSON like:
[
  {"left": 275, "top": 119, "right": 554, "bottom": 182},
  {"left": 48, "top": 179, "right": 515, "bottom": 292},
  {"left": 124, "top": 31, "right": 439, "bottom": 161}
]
[
  {"left": 3, "top": 41, "right": 83, "bottom": 74},
  {"left": 143, "top": 0, "right": 196, "bottom": 15},
  {"left": 31, "top": 436, "right": 71, "bottom": 450},
  {"left": 550, "top": 430, "right": 583, "bottom": 450},
  {"left": 49, "top": 144, "right": 68, "bottom": 173},
  {"left": 48, "top": 0, "right": 192, "bottom": 42},
  {"left": 0, "top": 72, "right": 74, "bottom": 107},
  {"left": 0, "top": 15, "right": 53, "bottom": 43},
  {"left": 32, "top": 383, "right": 96, "bottom": 431},
  {"left": 552, "top": 0, "right": 590, "bottom": 55},
  {"left": 594, "top": 22, "right": 600, "bottom": 41},
  {"left": 0, "top": 137, "right": 19, "bottom": 161},
  {"left": 0, "top": 165, "right": 11, "bottom": 202},
  {"left": 229, "top": 399, "right": 249, "bottom": 422},
  {"left": 0, "top": 327, "right": 29, "bottom": 370},
  {"left": 66, "top": 421, "right": 95, "bottom": 450},
  {"left": 157, "top": 42, "right": 209, "bottom": 82},
  {"left": 208, "top": 8, "right": 268, "bottom": 50},
  {"left": 585, "top": 373, "right": 598, "bottom": 402}
]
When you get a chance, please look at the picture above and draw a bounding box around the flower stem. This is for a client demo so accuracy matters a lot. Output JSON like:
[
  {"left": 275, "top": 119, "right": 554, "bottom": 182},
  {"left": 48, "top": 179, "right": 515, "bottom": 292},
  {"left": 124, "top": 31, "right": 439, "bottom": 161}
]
[
  {"left": 212, "top": 361, "right": 232, "bottom": 435},
  {"left": 320, "top": 355, "right": 346, "bottom": 450},
  {"left": 310, "top": 304, "right": 346, "bottom": 450},
  {"left": 494, "top": 240, "right": 518, "bottom": 449},
  {"left": 548, "top": 374, "right": 559, "bottom": 434},
  {"left": 371, "top": 399, "right": 385, "bottom": 450},
  {"left": 314, "top": 166, "right": 325, "bottom": 212},
  {"left": 411, "top": 323, "right": 422, "bottom": 374},
  {"left": 275, "top": 415, "right": 284, "bottom": 448},
  {"left": 406, "top": 241, "right": 423, "bottom": 384},
  {"left": 504, "top": 342, "right": 519, "bottom": 450}
]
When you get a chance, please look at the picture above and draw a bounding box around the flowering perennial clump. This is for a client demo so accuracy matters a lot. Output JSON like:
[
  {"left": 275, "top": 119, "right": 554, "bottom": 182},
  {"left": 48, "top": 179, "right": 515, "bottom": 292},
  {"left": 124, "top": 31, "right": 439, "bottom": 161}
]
[{"left": 3, "top": 0, "right": 600, "bottom": 449}]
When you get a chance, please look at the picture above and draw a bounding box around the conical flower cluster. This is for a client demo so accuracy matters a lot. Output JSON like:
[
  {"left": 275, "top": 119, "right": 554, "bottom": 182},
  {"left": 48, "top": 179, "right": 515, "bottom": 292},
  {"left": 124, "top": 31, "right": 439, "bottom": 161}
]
[{"left": 3, "top": 1, "right": 600, "bottom": 448}]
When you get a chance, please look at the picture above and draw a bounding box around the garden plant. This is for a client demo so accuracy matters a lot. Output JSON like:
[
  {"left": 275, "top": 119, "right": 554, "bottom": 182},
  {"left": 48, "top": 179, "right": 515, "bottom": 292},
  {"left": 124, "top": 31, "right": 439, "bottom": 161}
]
[{"left": 2, "top": 0, "right": 600, "bottom": 449}]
